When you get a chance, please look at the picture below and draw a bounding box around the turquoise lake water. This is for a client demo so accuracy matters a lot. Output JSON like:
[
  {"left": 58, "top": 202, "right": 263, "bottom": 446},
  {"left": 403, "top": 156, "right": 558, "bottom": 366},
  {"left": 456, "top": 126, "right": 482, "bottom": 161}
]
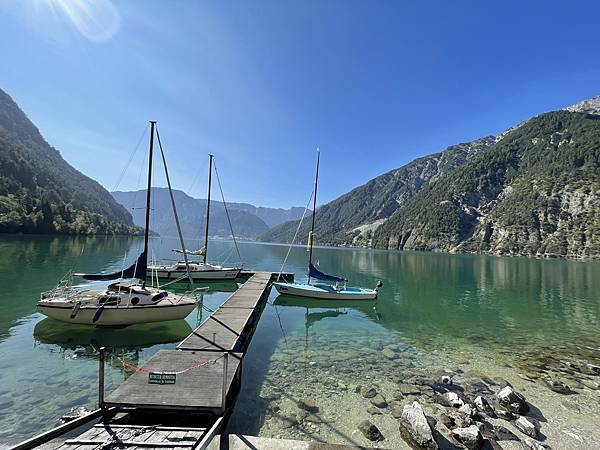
[{"left": 0, "top": 235, "right": 599, "bottom": 447}]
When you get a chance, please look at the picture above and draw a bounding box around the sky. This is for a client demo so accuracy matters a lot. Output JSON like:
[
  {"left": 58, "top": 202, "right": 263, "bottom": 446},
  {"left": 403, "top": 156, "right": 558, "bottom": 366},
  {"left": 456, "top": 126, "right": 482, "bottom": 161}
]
[{"left": 1, "top": 0, "right": 599, "bottom": 208}]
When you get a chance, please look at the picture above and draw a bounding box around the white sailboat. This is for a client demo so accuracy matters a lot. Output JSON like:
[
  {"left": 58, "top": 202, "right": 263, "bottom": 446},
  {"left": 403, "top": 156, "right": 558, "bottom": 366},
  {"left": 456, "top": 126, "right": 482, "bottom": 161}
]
[
  {"left": 37, "top": 121, "right": 198, "bottom": 326},
  {"left": 273, "top": 151, "right": 383, "bottom": 301},
  {"left": 147, "top": 154, "right": 242, "bottom": 281}
]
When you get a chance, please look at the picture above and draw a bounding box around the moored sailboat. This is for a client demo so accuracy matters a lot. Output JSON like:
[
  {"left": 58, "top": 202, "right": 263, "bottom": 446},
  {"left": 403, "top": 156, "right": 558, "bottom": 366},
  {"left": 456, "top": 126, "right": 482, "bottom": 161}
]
[
  {"left": 273, "top": 151, "right": 382, "bottom": 301},
  {"left": 147, "top": 154, "right": 242, "bottom": 280},
  {"left": 36, "top": 121, "right": 198, "bottom": 326}
]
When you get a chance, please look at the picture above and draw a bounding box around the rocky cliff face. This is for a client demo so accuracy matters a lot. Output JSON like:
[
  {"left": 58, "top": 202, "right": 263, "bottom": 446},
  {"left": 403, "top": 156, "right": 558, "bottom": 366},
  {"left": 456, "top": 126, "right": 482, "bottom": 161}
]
[{"left": 373, "top": 111, "right": 600, "bottom": 259}]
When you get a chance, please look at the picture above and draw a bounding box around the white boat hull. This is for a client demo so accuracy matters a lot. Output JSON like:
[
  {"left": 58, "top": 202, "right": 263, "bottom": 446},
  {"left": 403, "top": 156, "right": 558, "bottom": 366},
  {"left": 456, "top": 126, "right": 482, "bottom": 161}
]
[
  {"left": 273, "top": 282, "right": 378, "bottom": 300},
  {"left": 150, "top": 268, "right": 241, "bottom": 280},
  {"left": 37, "top": 300, "right": 196, "bottom": 326}
]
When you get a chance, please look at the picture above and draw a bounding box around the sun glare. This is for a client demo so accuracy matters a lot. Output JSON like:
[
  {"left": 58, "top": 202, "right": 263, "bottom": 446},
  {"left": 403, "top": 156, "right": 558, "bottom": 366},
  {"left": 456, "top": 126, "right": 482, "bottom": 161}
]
[{"left": 36, "top": 0, "right": 120, "bottom": 42}]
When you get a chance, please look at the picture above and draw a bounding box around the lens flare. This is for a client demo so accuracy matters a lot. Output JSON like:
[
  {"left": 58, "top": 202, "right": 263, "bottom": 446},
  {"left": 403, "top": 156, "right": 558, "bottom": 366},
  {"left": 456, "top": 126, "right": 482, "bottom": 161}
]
[{"left": 38, "top": 0, "right": 120, "bottom": 42}]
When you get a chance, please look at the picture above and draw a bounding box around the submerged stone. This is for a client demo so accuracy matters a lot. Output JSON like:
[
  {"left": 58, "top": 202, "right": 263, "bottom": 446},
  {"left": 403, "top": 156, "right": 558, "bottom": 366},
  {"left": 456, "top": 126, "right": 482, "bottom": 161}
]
[
  {"left": 543, "top": 378, "right": 575, "bottom": 395},
  {"left": 361, "top": 386, "right": 378, "bottom": 399},
  {"left": 370, "top": 393, "right": 388, "bottom": 408},
  {"left": 297, "top": 398, "right": 319, "bottom": 413},
  {"left": 382, "top": 347, "right": 400, "bottom": 360},
  {"left": 358, "top": 420, "right": 384, "bottom": 441}
]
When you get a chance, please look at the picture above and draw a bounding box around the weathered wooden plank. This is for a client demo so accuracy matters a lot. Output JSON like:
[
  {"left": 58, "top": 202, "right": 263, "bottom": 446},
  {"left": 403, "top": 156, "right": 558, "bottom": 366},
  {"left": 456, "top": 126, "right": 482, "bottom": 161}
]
[{"left": 104, "top": 350, "right": 241, "bottom": 410}]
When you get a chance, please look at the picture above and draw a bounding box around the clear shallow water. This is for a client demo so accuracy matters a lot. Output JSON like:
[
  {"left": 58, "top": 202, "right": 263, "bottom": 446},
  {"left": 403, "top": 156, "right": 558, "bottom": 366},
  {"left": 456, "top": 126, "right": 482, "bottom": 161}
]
[{"left": 0, "top": 235, "right": 599, "bottom": 447}]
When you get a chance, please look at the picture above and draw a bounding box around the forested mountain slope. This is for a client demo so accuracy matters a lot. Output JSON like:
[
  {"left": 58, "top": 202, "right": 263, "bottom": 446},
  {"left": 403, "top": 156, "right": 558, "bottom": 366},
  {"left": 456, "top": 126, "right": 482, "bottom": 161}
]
[
  {"left": 0, "top": 88, "right": 138, "bottom": 235},
  {"left": 373, "top": 111, "right": 600, "bottom": 258}
]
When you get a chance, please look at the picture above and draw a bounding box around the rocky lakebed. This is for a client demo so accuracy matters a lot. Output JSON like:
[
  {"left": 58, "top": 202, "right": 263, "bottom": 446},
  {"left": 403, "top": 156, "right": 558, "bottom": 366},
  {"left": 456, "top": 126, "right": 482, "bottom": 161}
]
[{"left": 252, "top": 331, "right": 600, "bottom": 449}]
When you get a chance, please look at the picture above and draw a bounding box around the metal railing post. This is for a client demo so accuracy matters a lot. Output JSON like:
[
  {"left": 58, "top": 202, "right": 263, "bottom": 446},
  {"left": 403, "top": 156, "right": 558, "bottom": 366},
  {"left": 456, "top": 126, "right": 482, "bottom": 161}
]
[
  {"left": 221, "top": 353, "right": 229, "bottom": 412},
  {"left": 98, "top": 347, "right": 105, "bottom": 410}
]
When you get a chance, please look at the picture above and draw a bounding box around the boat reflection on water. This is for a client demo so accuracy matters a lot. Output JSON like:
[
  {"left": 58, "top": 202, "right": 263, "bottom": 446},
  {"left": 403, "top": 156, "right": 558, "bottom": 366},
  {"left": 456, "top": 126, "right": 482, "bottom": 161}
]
[
  {"left": 33, "top": 318, "right": 193, "bottom": 372},
  {"left": 159, "top": 280, "right": 240, "bottom": 294},
  {"left": 273, "top": 295, "right": 381, "bottom": 323}
]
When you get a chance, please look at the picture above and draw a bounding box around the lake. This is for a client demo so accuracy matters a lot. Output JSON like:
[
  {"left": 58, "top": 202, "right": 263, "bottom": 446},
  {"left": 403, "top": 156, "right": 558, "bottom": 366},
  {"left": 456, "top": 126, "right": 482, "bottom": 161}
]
[{"left": 0, "top": 235, "right": 599, "bottom": 448}]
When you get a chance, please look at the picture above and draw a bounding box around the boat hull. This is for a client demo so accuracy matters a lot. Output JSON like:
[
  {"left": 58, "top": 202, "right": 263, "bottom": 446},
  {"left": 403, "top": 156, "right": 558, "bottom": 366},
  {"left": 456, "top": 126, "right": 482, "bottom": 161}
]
[
  {"left": 149, "top": 268, "right": 241, "bottom": 280},
  {"left": 273, "top": 282, "right": 378, "bottom": 300},
  {"left": 37, "top": 301, "right": 197, "bottom": 326}
]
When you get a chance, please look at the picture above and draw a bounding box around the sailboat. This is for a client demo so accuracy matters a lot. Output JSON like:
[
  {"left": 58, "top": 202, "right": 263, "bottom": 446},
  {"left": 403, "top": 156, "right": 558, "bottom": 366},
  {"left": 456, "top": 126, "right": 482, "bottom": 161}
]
[
  {"left": 273, "top": 151, "right": 383, "bottom": 301},
  {"left": 147, "top": 154, "right": 242, "bottom": 280},
  {"left": 36, "top": 121, "right": 198, "bottom": 326}
]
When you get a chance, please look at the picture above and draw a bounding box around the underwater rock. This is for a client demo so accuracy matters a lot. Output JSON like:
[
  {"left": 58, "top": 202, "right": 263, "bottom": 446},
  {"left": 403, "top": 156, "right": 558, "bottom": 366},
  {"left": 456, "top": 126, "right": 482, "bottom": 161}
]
[
  {"left": 360, "top": 386, "right": 378, "bottom": 398},
  {"left": 543, "top": 378, "right": 575, "bottom": 395},
  {"left": 358, "top": 420, "right": 384, "bottom": 441},
  {"left": 497, "top": 386, "right": 529, "bottom": 414},
  {"left": 297, "top": 398, "right": 319, "bottom": 413},
  {"left": 581, "top": 379, "right": 600, "bottom": 390},
  {"left": 515, "top": 416, "right": 540, "bottom": 438},
  {"left": 399, "top": 401, "right": 439, "bottom": 449},
  {"left": 367, "top": 406, "right": 383, "bottom": 415},
  {"left": 399, "top": 383, "right": 421, "bottom": 396},
  {"left": 370, "top": 393, "right": 388, "bottom": 408},
  {"left": 382, "top": 347, "right": 400, "bottom": 360},
  {"left": 451, "top": 425, "right": 483, "bottom": 450}
]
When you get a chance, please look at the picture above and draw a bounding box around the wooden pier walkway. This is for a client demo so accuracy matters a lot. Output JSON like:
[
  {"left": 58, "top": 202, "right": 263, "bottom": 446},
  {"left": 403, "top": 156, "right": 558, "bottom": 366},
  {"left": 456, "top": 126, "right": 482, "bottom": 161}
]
[
  {"left": 12, "top": 271, "right": 292, "bottom": 450},
  {"left": 105, "top": 272, "right": 271, "bottom": 413}
]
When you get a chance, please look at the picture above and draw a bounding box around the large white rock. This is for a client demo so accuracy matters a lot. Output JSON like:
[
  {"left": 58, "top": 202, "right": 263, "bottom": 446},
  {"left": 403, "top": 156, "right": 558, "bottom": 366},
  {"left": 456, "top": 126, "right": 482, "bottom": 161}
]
[
  {"left": 451, "top": 425, "right": 483, "bottom": 449},
  {"left": 497, "top": 386, "right": 529, "bottom": 414},
  {"left": 515, "top": 416, "right": 540, "bottom": 438},
  {"left": 399, "top": 401, "right": 439, "bottom": 449}
]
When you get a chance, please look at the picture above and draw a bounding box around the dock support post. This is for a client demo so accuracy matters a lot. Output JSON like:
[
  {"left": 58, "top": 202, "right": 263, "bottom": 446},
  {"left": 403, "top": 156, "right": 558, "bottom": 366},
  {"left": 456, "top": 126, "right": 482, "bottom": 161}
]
[
  {"left": 99, "top": 347, "right": 105, "bottom": 410},
  {"left": 221, "top": 352, "right": 229, "bottom": 412}
]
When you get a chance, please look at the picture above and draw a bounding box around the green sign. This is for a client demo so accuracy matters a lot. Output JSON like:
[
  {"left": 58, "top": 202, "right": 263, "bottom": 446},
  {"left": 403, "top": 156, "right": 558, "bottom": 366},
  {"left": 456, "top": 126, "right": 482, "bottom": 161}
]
[{"left": 148, "top": 372, "right": 177, "bottom": 385}]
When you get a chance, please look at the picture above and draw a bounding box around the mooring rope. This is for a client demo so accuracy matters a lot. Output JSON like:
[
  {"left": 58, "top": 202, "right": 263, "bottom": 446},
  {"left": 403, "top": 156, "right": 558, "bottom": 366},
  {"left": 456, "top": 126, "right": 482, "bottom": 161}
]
[{"left": 118, "top": 353, "right": 225, "bottom": 375}]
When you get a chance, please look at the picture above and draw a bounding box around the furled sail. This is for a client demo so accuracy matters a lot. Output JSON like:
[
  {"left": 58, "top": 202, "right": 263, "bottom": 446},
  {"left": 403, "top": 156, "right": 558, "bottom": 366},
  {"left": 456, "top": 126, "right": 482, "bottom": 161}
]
[
  {"left": 77, "top": 251, "right": 147, "bottom": 281},
  {"left": 308, "top": 262, "right": 347, "bottom": 283}
]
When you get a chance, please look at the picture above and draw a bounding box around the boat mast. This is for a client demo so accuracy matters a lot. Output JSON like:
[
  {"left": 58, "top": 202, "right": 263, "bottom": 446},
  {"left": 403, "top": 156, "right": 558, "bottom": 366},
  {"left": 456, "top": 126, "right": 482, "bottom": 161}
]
[
  {"left": 142, "top": 121, "right": 155, "bottom": 288},
  {"left": 203, "top": 154, "right": 214, "bottom": 264},
  {"left": 307, "top": 150, "right": 320, "bottom": 283}
]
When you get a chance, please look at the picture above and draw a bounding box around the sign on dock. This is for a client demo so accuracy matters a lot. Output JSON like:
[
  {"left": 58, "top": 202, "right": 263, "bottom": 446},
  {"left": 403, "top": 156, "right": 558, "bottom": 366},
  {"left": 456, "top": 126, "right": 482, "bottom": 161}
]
[{"left": 148, "top": 372, "right": 177, "bottom": 385}]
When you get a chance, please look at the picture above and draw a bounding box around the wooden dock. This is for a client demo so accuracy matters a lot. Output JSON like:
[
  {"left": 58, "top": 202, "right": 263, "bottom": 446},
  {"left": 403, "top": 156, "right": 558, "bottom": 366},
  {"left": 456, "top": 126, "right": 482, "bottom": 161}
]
[{"left": 12, "top": 271, "right": 292, "bottom": 450}]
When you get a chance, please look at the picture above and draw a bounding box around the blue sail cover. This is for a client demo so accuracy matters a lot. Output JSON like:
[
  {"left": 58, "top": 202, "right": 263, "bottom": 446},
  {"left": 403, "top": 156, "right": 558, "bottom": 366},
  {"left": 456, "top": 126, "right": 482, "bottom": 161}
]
[
  {"left": 309, "top": 262, "right": 347, "bottom": 283},
  {"left": 80, "top": 251, "right": 147, "bottom": 281}
]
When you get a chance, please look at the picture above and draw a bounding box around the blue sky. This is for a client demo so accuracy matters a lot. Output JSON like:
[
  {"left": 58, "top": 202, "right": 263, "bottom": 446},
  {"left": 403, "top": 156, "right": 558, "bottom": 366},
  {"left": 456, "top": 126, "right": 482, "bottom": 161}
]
[{"left": 1, "top": 1, "right": 599, "bottom": 208}]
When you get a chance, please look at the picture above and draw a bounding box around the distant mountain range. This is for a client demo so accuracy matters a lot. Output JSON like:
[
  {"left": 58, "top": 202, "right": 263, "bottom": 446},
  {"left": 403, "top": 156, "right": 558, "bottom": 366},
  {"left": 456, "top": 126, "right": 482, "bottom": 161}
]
[
  {"left": 0, "top": 88, "right": 138, "bottom": 235},
  {"left": 112, "top": 188, "right": 307, "bottom": 239},
  {"left": 261, "top": 97, "right": 600, "bottom": 259}
]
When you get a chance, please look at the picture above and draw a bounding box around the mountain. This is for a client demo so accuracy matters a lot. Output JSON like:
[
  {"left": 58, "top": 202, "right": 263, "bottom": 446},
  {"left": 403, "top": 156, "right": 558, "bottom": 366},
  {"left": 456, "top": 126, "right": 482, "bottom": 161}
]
[
  {"left": 0, "top": 88, "right": 138, "bottom": 235},
  {"left": 260, "top": 136, "right": 496, "bottom": 245},
  {"left": 261, "top": 97, "right": 600, "bottom": 259},
  {"left": 372, "top": 110, "right": 600, "bottom": 258},
  {"left": 111, "top": 188, "right": 307, "bottom": 239}
]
